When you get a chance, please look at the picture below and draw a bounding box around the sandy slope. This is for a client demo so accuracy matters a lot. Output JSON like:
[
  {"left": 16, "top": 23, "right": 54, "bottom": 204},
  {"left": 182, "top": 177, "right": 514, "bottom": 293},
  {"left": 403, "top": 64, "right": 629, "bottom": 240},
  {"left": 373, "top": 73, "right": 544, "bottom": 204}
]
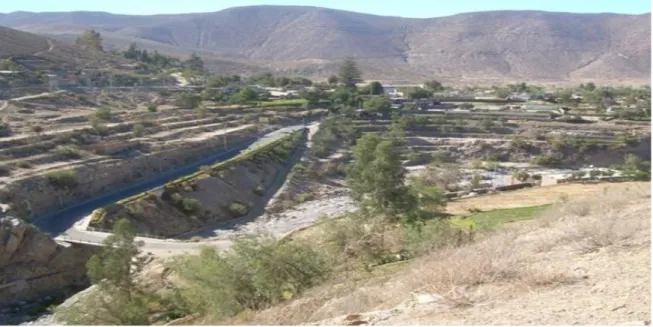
[{"left": 308, "top": 189, "right": 651, "bottom": 326}]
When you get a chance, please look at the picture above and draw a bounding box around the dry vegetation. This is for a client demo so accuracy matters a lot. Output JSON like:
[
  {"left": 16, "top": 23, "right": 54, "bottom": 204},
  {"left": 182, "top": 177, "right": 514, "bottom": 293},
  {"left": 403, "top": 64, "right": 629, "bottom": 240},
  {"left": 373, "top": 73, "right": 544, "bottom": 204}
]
[{"left": 192, "top": 183, "right": 651, "bottom": 326}]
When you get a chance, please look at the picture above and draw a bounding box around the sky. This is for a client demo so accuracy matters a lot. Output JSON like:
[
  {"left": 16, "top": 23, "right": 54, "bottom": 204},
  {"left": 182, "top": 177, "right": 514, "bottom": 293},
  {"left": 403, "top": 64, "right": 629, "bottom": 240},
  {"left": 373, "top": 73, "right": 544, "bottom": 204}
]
[{"left": 0, "top": 0, "right": 650, "bottom": 17}]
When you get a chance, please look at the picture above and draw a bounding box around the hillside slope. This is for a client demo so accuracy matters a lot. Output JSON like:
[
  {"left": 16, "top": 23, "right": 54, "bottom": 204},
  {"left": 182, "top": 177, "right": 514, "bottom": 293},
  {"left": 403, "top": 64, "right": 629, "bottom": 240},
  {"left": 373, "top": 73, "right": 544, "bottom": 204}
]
[
  {"left": 0, "top": 26, "right": 130, "bottom": 71},
  {"left": 215, "top": 184, "right": 650, "bottom": 326},
  {"left": 0, "top": 7, "right": 650, "bottom": 82}
]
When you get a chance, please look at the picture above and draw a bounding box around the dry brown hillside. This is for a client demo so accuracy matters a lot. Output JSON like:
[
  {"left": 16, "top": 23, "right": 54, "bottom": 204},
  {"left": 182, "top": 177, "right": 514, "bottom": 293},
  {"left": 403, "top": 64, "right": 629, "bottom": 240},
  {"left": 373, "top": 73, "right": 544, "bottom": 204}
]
[
  {"left": 0, "top": 26, "right": 131, "bottom": 71},
  {"left": 196, "top": 183, "right": 651, "bottom": 326},
  {"left": 0, "top": 6, "right": 649, "bottom": 82}
]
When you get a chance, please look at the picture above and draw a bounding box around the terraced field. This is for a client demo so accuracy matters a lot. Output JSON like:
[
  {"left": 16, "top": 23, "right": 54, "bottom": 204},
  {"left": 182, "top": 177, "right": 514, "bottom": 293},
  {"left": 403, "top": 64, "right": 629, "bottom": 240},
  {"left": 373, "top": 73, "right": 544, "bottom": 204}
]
[{"left": 0, "top": 89, "right": 325, "bottom": 221}]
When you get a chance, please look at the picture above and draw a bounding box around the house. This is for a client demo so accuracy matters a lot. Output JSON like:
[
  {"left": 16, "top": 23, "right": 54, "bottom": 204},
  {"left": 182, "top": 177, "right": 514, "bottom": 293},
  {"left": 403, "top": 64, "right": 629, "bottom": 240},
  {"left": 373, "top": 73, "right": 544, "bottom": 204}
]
[
  {"left": 384, "top": 87, "right": 404, "bottom": 97},
  {"left": 508, "top": 93, "right": 531, "bottom": 101}
]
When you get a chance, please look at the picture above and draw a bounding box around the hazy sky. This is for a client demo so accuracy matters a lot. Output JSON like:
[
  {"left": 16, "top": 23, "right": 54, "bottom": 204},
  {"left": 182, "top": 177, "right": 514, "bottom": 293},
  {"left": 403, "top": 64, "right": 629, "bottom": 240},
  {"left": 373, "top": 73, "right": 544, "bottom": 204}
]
[{"left": 0, "top": 0, "right": 650, "bottom": 17}]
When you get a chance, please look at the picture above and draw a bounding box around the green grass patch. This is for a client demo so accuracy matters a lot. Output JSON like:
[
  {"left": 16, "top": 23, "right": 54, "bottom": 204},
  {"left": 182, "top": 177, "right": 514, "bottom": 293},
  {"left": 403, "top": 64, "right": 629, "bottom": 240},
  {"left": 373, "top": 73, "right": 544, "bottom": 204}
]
[
  {"left": 259, "top": 99, "right": 307, "bottom": 106},
  {"left": 450, "top": 204, "right": 552, "bottom": 231}
]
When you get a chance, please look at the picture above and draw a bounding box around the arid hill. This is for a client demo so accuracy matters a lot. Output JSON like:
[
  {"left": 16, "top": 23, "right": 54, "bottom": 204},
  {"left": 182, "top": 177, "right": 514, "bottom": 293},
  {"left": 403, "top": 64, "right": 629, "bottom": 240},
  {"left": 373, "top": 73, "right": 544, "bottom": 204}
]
[
  {"left": 0, "top": 6, "right": 650, "bottom": 82},
  {"left": 0, "top": 26, "right": 130, "bottom": 71}
]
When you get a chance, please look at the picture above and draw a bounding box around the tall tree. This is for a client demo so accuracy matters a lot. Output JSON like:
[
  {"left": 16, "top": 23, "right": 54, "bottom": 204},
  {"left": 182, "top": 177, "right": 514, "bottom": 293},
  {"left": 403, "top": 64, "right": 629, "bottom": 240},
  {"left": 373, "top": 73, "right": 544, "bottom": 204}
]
[
  {"left": 338, "top": 57, "right": 362, "bottom": 90},
  {"left": 76, "top": 29, "right": 103, "bottom": 51},
  {"left": 424, "top": 80, "right": 444, "bottom": 92},
  {"left": 407, "top": 87, "right": 433, "bottom": 100},
  {"left": 363, "top": 81, "right": 385, "bottom": 95},
  {"left": 56, "top": 219, "right": 151, "bottom": 325},
  {"left": 346, "top": 131, "right": 417, "bottom": 222},
  {"left": 184, "top": 53, "right": 204, "bottom": 72},
  {"left": 124, "top": 43, "right": 139, "bottom": 60}
]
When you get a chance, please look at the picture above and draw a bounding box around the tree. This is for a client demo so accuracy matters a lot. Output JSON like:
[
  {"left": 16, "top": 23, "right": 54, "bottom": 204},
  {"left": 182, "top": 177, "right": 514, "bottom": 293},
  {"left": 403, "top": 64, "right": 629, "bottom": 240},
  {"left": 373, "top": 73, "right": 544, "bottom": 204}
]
[
  {"left": 184, "top": 53, "right": 204, "bottom": 72},
  {"left": 363, "top": 81, "right": 385, "bottom": 95},
  {"left": 230, "top": 87, "right": 258, "bottom": 104},
  {"left": 56, "top": 219, "right": 151, "bottom": 325},
  {"left": 179, "top": 93, "right": 202, "bottom": 109},
  {"left": 338, "top": 57, "right": 362, "bottom": 89},
  {"left": 346, "top": 132, "right": 417, "bottom": 222},
  {"left": 557, "top": 89, "right": 573, "bottom": 104},
  {"left": 327, "top": 75, "right": 339, "bottom": 86},
  {"left": 76, "top": 29, "right": 103, "bottom": 51},
  {"left": 124, "top": 43, "right": 139, "bottom": 60},
  {"left": 364, "top": 96, "right": 391, "bottom": 113},
  {"left": 495, "top": 88, "right": 511, "bottom": 99},
  {"left": 299, "top": 90, "right": 325, "bottom": 106},
  {"left": 330, "top": 87, "right": 361, "bottom": 110},
  {"left": 407, "top": 87, "right": 432, "bottom": 100},
  {"left": 585, "top": 82, "right": 596, "bottom": 91},
  {"left": 424, "top": 80, "right": 444, "bottom": 92}
]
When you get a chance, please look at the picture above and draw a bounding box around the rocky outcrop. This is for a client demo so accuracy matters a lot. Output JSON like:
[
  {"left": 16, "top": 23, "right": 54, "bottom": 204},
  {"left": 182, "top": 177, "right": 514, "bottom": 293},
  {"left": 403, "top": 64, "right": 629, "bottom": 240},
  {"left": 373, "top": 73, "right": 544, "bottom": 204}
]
[{"left": 0, "top": 217, "right": 95, "bottom": 307}]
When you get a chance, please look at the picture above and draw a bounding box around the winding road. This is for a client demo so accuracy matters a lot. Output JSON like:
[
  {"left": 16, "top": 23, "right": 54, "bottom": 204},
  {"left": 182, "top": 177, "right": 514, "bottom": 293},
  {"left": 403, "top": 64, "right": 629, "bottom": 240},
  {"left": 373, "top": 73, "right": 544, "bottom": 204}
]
[{"left": 31, "top": 124, "right": 308, "bottom": 255}]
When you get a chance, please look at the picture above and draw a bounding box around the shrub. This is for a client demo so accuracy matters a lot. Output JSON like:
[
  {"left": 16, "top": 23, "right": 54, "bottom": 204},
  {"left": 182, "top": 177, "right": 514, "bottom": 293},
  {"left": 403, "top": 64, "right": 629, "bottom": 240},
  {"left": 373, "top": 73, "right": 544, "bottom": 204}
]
[
  {"left": 228, "top": 202, "right": 249, "bottom": 217},
  {"left": 95, "top": 107, "right": 112, "bottom": 121},
  {"left": 483, "top": 161, "right": 501, "bottom": 171},
  {"left": 91, "top": 120, "right": 109, "bottom": 136},
  {"left": 196, "top": 107, "right": 207, "bottom": 118},
  {"left": 532, "top": 154, "right": 562, "bottom": 167},
  {"left": 181, "top": 198, "right": 201, "bottom": 214},
  {"left": 616, "top": 136, "right": 638, "bottom": 146},
  {"left": 510, "top": 136, "right": 530, "bottom": 151},
  {"left": 16, "top": 160, "right": 32, "bottom": 169},
  {"left": 132, "top": 123, "right": 146, "bottom": 137},
  {"left": 0, "top": 165, "right": 11, "bottom": 176},
  {"left": 172, "top": 236, "right": 329, "bottom": 321},
  {"left": 56, "top": 145, "right": 83, "bottom": 159},
  {"left": 180, "top": 93, "right": 202, "bottom": 109},
  {"left": 32, "top": 125, "right": 44, "bottom": 135},
  {"left": 147, "top": 104, "right": 158, "bottom": 112},
  {"left": 46, "top": 170, "right": 78, "bottom": 189},
  {"left": 512, "top": 170, "right": 530, "bottom": 182}
]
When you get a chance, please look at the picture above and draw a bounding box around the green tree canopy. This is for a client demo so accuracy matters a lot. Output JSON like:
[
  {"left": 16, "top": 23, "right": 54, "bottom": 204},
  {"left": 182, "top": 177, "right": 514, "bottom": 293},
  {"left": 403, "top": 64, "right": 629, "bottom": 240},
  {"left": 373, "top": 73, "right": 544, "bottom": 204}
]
[
  {"left": 338, "top": 57, "right": 362, "bottom": 90},
  {"left": 179, "top": 93, "right": 202, "bottom": 109},
  {"left": 361, "top": 81, "right": 384, "bottom": 95},
  {"left": 230, "top": 87, "right": 259, "bottom": 104},
  {"left": 364, "top": 96, "right": 391, "bottom": 112},
  {"left": 57, "top": 219, "right": 152, "bottom": 325},
  {"left": 347, "top": 131, "right": 419, "bottom": 222},
  {"left": 407, "top": 87, "right": 433, "bottom": 100}
]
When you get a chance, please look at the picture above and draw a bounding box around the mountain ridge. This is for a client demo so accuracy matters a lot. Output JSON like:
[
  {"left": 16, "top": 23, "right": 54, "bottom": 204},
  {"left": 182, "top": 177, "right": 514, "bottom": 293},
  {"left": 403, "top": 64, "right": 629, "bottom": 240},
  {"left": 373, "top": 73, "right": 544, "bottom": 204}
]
[{"left": 0, "top": 6, "right": 650, "bottom": 83}]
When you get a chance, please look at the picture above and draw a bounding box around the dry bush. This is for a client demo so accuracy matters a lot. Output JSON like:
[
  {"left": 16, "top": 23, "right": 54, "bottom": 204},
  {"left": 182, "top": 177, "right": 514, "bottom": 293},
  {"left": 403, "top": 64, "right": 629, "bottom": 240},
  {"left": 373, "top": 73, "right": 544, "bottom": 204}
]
[{"left": 536, "top": 187, "right": 650, "bottom": 254}]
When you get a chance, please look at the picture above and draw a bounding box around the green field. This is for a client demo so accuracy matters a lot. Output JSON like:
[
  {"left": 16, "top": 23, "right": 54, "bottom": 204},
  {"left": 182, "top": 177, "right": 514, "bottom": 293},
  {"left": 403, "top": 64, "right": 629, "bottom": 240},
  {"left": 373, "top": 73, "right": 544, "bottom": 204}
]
[{"left": 450, "top": 204, "right": 552, "bottom": 231}]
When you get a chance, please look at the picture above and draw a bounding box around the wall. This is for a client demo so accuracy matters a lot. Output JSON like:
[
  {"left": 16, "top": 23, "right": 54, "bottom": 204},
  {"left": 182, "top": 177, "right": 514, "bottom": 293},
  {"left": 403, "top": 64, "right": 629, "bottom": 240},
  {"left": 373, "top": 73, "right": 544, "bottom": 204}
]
[{"left": 90, "top": 129, "right": 307, "bottom": 237}]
